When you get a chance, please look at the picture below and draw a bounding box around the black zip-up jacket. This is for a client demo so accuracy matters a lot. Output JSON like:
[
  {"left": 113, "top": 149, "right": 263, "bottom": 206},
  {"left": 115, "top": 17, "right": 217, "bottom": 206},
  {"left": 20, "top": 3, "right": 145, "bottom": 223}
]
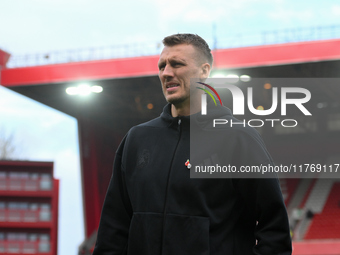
[{"left": 93, "top": 103, "right": 292, "bottom": 255}]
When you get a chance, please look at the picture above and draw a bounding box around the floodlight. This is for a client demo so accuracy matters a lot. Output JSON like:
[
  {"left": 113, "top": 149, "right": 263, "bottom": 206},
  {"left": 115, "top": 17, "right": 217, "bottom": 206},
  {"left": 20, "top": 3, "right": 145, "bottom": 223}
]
[
  {"left": 240, "top": 75, "right": 251, "bottom": 82},
  {"left": 91, "top": 86, "right": 103, "bottom": 93}
]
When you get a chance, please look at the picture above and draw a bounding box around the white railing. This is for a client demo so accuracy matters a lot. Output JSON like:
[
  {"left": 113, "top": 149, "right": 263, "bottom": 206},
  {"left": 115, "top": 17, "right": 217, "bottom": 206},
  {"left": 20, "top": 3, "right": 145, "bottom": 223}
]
[{"left": 6, "top": 25, "right": 340, "bottom": 68}]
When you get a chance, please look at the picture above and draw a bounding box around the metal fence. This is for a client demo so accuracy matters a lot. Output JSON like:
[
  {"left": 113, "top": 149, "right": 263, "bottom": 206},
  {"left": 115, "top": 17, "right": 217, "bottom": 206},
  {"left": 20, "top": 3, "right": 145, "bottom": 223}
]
[
  {"left": 6, "top": 25, "right": 340, "bottom": 68},
  {"left": 217, "top": 25, "right": 340, "bottom": 49}
]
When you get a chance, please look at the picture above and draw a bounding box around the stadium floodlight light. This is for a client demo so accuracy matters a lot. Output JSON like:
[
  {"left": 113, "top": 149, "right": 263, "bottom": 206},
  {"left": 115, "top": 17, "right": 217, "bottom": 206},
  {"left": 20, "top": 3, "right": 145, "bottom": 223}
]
[
  {"left": 91, "top": 85, "right": 103, "bottom": 93},
  {"left": 66, "top": 87, "right": 79, "bottom": 95},
  {"left": 66, "top": 84, "right": 104, "bottom": 96},
  {"left": 240, "top": 75, "right": 251, "bottom": 82},
  {"left": 78, "top": 84, "right": 91, "bottom": 96},
  {"left": 211, "top": 73, "right": 227, "bottom": 78},
  {"left": 225, "top": 74, "right": 239, "bottom": 83}
]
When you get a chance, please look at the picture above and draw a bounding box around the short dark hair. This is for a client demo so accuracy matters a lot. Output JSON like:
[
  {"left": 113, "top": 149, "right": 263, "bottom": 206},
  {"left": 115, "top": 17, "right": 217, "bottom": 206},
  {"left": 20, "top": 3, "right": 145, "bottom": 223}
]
[{"left": 162, "top": 33, "right": 213, "bottom": 66}]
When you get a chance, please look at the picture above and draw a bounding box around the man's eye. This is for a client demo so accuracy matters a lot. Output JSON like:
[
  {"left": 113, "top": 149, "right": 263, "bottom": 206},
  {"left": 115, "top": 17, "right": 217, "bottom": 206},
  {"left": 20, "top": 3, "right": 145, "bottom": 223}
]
[{"left": 158, "top": 65, "right": 165, "bottom": 70}]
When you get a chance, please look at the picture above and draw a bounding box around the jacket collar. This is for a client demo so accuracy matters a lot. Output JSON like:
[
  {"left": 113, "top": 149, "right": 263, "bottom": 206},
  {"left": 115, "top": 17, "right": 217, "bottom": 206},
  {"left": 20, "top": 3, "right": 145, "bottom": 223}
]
[
  {"left": 160, "top": 101, "right": 233, "bottom": 128},
  {"left": 160, "top": 104, "right": 190, "bottom": 128}
]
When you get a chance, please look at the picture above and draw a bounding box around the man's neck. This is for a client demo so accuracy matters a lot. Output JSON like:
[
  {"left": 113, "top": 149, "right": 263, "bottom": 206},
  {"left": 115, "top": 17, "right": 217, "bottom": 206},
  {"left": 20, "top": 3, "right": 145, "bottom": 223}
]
[
  {"left": 171, "top": 100, "right": 201, "bottom": 117},
  {"left": 171, "top": 104, "right": 189, "bottom": 117}
]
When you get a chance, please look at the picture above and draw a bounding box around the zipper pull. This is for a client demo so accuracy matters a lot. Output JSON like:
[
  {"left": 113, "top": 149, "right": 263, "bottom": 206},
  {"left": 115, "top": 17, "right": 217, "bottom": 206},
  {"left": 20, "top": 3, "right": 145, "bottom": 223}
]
[{"left": 178, "top": 118, "right": 181, "bottom": 125}]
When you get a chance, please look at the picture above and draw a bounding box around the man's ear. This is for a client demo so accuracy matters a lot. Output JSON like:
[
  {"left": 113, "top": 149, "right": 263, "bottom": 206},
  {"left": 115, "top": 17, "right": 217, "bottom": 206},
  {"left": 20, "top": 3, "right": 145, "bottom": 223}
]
[{"left": 201, "top": 63, "right": 211, "bottom": 79}]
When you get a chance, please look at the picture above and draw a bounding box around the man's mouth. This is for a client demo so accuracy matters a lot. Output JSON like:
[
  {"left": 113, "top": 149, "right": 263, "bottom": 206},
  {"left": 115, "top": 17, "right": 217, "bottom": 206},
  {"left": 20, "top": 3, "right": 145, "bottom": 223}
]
[{"left": 166, "top": 82, "right": 179, "bottom": 91}]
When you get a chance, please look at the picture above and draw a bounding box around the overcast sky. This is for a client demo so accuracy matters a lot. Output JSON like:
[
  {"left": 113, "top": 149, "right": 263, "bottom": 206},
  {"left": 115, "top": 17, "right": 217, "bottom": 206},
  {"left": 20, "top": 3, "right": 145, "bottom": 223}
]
[{"left": 1, "top": 0, "right": 340, "bottom": 254}]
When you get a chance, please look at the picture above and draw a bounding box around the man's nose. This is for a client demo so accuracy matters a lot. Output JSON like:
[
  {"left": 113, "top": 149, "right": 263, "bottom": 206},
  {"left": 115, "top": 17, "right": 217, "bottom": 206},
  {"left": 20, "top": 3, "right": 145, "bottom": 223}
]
[{"left": 162, "top": 64, "right": 174, "bottom": 78}]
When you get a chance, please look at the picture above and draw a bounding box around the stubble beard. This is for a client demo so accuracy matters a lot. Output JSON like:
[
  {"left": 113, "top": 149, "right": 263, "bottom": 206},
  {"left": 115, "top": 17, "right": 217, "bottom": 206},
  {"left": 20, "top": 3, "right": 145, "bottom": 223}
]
[
  {"left": 166, "top": 96, "right": 189, "bottom": 108},
  {"left": 164, "top": 89, "right": 190, "bottom": 108}
]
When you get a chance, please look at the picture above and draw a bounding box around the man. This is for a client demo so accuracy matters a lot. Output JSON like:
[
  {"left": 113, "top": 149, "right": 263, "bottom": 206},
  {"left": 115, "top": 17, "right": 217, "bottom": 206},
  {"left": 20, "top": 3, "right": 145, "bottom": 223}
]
[{"left": 93, "top": 34, "right": 292, "bottom": 255}]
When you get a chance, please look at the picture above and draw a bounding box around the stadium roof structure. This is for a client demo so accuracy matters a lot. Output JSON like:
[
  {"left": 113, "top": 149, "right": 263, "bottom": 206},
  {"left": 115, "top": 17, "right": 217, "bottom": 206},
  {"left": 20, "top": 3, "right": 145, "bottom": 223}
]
[
  {"left": 1, "top": 38, "right": 340, "bottom": 247},
  {"left": 2, "top": 38, "right": 340, "bottom": 86},
  {"left": 2, "top": 38, "right": 340, "bottom": 132}
]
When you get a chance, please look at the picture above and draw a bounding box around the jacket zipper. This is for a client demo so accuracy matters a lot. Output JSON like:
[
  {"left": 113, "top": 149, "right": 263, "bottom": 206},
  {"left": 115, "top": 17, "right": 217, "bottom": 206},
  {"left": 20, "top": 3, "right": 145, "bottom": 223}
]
[{"left": 160, "top": 117, "right": 182, "bottom": 254}]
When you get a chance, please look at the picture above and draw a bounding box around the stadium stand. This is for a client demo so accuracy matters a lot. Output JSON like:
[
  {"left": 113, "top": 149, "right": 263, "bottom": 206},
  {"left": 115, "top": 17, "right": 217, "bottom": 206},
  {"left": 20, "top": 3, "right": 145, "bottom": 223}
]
[
  {"left": 2, "top": 25, "right": 340, "bottom": 255},
  {"left": 304, "top": 182, "right": 340, "bottom": 239},
  {"left": 281, "top": 178, "right": 301, "bottom": 206}
]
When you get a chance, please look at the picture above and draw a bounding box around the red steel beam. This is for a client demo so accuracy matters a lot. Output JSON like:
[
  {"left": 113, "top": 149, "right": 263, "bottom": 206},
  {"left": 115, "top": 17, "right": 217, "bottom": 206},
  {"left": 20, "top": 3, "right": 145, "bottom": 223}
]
[
  {"left": 214, "top": 39, "right": 340, "bottom": 69},
  {"left": 0, "top": 55, "right": 160, "bottom": 86},
  {"left": 292, "top": 240, "right": 340, "bottom": 255},
  {"left": 0, "top": 49, "right": 10, "bottom": 68},
  {"left": 2, "top": 39, "right": 340, "bottom": 87}
]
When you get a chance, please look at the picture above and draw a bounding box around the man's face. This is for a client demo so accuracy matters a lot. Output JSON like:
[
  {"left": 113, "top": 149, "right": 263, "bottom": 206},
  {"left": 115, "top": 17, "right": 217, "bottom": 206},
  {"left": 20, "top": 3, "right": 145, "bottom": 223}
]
[{"left": 158, "top": 44, "right": 209, "bottom": 107}]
